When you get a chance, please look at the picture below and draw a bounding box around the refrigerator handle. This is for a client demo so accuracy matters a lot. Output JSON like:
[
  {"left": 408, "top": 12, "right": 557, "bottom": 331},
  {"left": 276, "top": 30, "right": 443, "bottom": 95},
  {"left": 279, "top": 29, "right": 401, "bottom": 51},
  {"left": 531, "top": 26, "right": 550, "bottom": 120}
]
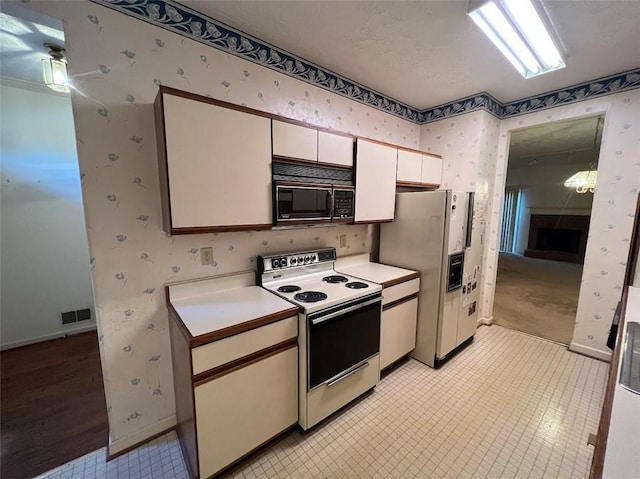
[{"left": 464, "top": 192, "right": 475, "bottom": 249}]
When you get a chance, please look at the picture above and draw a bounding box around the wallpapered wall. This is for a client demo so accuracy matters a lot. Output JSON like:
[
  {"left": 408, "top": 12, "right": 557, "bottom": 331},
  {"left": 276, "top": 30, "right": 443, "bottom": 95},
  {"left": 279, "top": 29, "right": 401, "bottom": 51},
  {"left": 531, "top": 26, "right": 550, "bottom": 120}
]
[
  {"left": 419, "top": 111, "right": 501, "bottom": 322},
  {"left": 28, "top": 0, "right": 420, "bottom": 452},
  {"left": 483, "top": 89, "right": 640, "bottom": 361},
  {"left": 419, "top": 91, "right": 640, "bottom": 360}
]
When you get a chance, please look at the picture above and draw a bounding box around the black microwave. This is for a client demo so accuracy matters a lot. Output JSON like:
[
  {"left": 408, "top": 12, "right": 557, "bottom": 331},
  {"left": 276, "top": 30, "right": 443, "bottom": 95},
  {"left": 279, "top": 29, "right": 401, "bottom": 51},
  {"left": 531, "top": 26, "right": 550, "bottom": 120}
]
[{"left": 274, "top": 182, "right": 355, "bottom": 225}]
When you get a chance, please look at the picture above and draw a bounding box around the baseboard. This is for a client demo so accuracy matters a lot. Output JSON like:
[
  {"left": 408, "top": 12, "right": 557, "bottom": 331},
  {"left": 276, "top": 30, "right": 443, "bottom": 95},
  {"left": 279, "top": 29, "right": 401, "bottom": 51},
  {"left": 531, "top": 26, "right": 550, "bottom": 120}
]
[
  {"left": 0, "top": 323, "right": 97, "bottom": 351},
  {"left": 107, "top": 414, "right": 177, "bottom": 459},
  {"left": 478, "top": 316, "right": 494, "bottom": 326},
  {"left": 569, "top": 342, "right": 612, "bottom": 362}
]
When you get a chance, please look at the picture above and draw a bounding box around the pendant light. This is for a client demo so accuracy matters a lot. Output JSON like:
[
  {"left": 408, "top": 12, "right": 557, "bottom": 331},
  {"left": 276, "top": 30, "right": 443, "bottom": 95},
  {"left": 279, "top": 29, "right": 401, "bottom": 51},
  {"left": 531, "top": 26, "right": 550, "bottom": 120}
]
[
  {"left": 42, "top": 43, "right": 69, "bottom": 93},
  {"left": 563, "top": 168, "right": 597, "bottom": 193},
  {"left": 563, "top": 117, "right": 603, "bottom": 194}
]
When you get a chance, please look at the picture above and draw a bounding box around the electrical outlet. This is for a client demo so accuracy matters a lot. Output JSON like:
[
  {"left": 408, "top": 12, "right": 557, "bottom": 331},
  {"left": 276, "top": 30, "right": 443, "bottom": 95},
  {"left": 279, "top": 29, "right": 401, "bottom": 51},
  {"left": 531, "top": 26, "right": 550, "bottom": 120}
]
[
  {"left": 200, "top": 247, "right": 214, "bottom": 266},
  {"left": 339, "top": 234, "right": 347, "bottom": 248}
]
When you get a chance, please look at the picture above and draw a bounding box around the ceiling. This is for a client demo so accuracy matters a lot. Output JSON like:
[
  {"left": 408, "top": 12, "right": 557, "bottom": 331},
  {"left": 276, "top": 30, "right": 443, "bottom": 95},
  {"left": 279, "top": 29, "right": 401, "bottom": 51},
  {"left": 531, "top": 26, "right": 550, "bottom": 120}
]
[
  {"left": 507, "top": 115, "right": 602, "bottom": 169},
  {"left": 2, "top": 1, "right": 639, "bottom": 111},
  {"left": 0, "top": 3, "right": 65, "bottom": 88},
  {"left": 184, "top": 0, "right": 640, "bottom": 109}
]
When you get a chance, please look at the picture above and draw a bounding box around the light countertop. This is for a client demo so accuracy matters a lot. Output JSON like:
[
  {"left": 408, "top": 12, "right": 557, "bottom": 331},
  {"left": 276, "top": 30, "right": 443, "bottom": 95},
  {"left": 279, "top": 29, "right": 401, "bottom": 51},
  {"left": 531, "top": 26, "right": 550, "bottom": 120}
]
[
  {"left": 336, "top": 253, "right": 419, "bottom": 287},
  {"left": 603, "top": 285, "right": 640, "bottom": 479},
  {"left": 167, "top": 271, "right": 298, "bottom": 341}
]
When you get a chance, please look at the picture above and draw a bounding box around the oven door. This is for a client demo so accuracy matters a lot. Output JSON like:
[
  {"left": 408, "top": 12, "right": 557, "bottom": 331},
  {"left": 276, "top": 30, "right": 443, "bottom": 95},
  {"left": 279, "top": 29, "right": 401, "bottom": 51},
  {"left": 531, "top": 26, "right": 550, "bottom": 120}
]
[
  {"left": 307, "top": 294, "right": 381, "bottom": 390},
  {"left": 275, "top": 184, "right": 332, "bottom": 223}
]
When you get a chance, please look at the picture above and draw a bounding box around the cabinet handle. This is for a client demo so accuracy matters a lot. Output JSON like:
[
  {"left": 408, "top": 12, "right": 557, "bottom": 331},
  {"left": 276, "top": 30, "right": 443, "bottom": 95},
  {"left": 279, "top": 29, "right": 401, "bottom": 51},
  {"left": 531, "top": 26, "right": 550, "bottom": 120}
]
[
  {"left": 310, "top": 297, "right": 380, "bottom": 325},
  {"left": 326, "top": 360, "right": 370, "bottom": 387}
]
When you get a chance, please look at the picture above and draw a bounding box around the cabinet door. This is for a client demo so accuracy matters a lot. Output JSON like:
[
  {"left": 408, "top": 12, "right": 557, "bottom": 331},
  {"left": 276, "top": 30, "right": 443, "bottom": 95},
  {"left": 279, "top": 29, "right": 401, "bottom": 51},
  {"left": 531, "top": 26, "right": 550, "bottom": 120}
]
[
  {"left": 272, "top": 120, "right": 318, "bottom": 161},
  {"left": 421, "top": 154, "right": 443, "bottom": 186},
  {"left": 318, "top": 131, "right": 354, "bottom": 167},
  {"left": 354, "top": 139, "right": 397, "bottom": 222},
  {"left": 396, "top": 149, "right": 423, "bottom": 184},
  {"left": 380, "top": 297, "right": 418, "bottom": 370},
  {"left": 162, "top": 94, "right": 272, "bottom": 230},
  {"left": 194, "top": 346, "right": 298, "bottom": 478}
]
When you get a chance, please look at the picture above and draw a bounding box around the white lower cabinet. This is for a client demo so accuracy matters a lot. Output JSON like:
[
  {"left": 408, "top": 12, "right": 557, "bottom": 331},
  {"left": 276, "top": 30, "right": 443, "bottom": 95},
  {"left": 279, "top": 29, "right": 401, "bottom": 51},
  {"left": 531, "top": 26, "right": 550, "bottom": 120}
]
[
  {"left": 380, "top": 298, "right": 418, "bottom": 370},
  {"left": 195, "top": 346, "right": 298, "bottom": 478}
]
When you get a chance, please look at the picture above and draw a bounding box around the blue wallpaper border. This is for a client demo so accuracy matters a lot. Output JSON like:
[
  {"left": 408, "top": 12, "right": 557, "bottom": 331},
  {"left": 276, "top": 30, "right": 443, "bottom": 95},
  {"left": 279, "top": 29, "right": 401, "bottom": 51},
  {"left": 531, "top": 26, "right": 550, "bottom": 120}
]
[{"left": 90, "top": 0, "right": 640, "bottom": 125}]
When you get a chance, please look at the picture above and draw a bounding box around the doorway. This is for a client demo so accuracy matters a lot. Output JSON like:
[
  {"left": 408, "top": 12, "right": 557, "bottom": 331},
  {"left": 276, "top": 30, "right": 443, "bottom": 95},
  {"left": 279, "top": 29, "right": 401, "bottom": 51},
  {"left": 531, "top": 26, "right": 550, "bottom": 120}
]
[
  {"left": 0, "top": 4, "right": 108, "bottom": 478},
  {"left": 493, "top": 116, "right": 602, "bottom": 344}
]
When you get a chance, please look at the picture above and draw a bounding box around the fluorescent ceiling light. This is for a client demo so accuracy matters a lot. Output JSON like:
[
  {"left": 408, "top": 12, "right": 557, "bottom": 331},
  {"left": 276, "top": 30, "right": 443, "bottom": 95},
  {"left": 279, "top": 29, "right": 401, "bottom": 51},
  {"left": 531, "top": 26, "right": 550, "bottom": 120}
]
[{"left": 468, "top": 0, "right": 565, "bottom": 78}]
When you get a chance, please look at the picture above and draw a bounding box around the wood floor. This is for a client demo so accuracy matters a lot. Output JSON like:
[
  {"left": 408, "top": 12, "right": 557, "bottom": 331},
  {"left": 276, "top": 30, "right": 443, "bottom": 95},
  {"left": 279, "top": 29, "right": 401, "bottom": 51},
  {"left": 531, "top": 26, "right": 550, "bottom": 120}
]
[{"left": 0, "top": 331, "right": 108, "bottom": 479}]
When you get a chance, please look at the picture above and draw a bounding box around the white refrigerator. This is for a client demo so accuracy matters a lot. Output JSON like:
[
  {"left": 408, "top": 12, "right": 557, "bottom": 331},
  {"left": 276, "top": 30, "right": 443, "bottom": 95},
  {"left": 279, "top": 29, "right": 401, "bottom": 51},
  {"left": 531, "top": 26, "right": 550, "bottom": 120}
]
[{"left": 379, "top": 190, "right": 479, "bottom": 368}]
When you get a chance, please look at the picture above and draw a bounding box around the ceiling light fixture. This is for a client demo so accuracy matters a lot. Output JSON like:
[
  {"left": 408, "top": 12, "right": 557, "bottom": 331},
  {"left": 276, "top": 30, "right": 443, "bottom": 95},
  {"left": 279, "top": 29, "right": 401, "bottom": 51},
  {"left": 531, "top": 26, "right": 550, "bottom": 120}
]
[
  {"left": 42, "top": 42, "right": 69, "bottom": 93},
  {"left": 564, "top": 169, "right": 597, "bottom": 194},
  {"left": 468, "top": 0, "right": 565, "bottom": 78}
]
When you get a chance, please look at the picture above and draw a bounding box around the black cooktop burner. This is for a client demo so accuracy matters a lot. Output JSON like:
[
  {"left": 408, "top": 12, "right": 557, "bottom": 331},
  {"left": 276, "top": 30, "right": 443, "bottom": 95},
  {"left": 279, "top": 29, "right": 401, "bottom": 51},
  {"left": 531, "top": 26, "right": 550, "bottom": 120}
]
[
  {"left": 323, "top": 275, "right": 348, "bottom": 284},
  {"left": 278, "top": 285, "right": 301, "bottom": 293},
  {"left": 294, "top": 291, "right": 328, "bottom": 303},
  {"left": 346, "top": 282, "right": 369, "bottom": 289}
]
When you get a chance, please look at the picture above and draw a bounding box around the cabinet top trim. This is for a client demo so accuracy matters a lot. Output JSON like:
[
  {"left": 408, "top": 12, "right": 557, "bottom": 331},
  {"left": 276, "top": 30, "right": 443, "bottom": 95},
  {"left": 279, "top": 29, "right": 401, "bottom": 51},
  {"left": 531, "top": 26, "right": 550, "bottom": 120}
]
[
  {"left": 158, "top": 85, "right": 355, "bottom": 139},
  {"left": 158, "top": 86, "right": 442, "bottom": 159}
]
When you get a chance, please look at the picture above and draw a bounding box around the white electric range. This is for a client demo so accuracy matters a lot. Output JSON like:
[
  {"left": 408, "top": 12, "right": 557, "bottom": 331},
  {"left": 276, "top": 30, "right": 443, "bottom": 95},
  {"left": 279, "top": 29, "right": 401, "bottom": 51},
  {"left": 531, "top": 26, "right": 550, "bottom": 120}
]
[{"left": 257, "top": 247, "right": 382, "bottom": 430}]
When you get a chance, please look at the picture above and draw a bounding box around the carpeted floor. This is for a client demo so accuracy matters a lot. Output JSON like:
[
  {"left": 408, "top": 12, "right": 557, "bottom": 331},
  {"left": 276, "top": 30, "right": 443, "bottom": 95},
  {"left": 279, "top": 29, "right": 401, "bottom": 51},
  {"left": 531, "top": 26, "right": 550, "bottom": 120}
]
[{"left": 493, "top": 253, "right": 583, "bottom": 344}]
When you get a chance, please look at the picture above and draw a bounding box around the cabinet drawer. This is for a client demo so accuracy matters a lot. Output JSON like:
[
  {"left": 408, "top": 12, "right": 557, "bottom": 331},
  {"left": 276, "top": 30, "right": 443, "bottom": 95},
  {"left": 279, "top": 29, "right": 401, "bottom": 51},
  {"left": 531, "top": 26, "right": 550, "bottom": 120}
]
[
  {"left": 192, "top": 315, "right": 297, "bottom": 375},
  {"left": 380, "top": 297, "right": 418, "bottom": 369},
  {"left": 383, "top": 278, "right": 420, "bottom": 306},
  {"left": 195, "top": 345, "right": 298, "bottom": 478},
  {"left": 306, "top": 354, "right": 379, "bottom": 429}
]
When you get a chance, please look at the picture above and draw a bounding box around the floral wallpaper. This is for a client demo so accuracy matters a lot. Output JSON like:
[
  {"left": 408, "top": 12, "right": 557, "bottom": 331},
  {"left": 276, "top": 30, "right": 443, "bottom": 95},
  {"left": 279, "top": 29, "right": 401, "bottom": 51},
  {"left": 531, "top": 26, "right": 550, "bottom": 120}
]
[
  {"left": 89, "top": 0, "right": 640, "bottom": 125},
  {"left": 483, "top": 89, "right": 640, "bottom": 361},
  {"left": 420, "top": 89, "right": 640, "bottom": 362},
  {"left": 28, "top": 0, "right": 419, "bottom": 453},
  {"left": 419, "top": 111, "right": 501, "bottom": 324}
]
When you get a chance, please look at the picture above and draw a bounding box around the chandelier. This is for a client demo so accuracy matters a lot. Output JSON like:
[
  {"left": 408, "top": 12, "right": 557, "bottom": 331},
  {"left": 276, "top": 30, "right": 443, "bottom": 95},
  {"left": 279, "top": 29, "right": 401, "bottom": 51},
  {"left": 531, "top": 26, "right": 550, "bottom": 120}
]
[{"left": 564, "top": 169, "right": 597, "bottom": 193}]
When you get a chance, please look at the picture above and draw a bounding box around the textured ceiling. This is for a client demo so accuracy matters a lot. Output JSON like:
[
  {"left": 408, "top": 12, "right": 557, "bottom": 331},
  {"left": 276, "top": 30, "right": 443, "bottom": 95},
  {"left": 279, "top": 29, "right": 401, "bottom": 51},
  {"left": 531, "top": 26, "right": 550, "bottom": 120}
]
[
  {"left": 0, "top": 3, "right": 65, "bottom": 88},
  {"left": 508, "top": 116, "right": 602, "bottom": 169},
  {"left": 185, "top": 0, "right": 640, "bottom": 109}
]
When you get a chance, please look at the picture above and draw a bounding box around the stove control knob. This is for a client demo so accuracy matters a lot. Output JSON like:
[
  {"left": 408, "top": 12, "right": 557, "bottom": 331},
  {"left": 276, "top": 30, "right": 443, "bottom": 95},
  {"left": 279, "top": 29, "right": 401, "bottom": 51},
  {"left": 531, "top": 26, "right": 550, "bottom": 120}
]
[
  {"left": 298, "top": 256, "right": 304, "bottom": 264},
  {"left": 305, "top": 255, "right": 311, "bottom": 263},
  {"left": 290, "top": 257, "right": 297, "bottom": 265},
  {"left": 273, "top": 259, "right": 280, "bottom": 268}
]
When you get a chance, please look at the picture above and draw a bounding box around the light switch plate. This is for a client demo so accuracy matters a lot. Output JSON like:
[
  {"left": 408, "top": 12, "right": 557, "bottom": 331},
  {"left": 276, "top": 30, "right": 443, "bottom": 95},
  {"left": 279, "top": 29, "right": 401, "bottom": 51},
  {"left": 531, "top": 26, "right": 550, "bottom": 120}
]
[{"left": 339, "top": 235, "right": 347, "bottom": 248}]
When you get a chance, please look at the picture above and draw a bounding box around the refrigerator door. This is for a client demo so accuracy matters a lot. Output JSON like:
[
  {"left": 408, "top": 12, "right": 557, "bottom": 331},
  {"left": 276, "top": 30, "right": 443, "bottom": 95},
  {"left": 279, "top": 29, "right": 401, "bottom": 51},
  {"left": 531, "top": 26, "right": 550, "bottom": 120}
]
[{"left": 380, "top": 190, "right": 448, "bottom": 367}]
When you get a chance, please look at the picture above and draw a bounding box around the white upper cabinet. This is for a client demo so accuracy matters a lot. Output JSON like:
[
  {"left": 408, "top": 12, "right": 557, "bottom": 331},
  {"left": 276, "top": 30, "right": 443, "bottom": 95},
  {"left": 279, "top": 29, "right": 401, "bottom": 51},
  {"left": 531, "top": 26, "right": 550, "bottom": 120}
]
[
  {"left": 272, "top": 120, "right": 318, "bottom": 162},
  {"left": 318, "top": 131, "right": 354, "bottom": 167},
  {"left": 355, "top": 138, "right": 397, "bottom": 223},
  {"left": 396, "top": 149, "right": 423, "bottom": 184},
  {"left": 158, "top": 90, "right": 272, "bottom": 233},
  {"left": 421, "top": 154, "right": 443, "bottom": 186}
]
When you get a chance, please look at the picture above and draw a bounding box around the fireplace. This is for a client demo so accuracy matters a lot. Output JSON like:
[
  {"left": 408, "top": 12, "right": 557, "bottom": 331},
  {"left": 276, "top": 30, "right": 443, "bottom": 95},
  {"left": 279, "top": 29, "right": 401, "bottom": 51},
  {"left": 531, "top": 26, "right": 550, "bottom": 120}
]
[{"left": 525, "top": 214, "right": 590, "bottom": 263}]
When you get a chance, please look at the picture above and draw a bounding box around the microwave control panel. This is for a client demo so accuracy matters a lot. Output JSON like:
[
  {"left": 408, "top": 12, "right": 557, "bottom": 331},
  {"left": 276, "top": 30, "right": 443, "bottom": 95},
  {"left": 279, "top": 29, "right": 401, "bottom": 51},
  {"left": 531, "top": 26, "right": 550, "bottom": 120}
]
[{"left": 333, "top": 189, "right": 355, "bottom": 218}]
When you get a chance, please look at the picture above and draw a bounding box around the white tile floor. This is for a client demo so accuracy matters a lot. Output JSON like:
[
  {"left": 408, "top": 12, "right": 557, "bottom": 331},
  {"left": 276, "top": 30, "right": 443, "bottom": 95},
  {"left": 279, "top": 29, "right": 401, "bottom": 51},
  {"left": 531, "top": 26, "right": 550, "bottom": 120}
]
[{"left": 37, "top": 326, "right": 608, "bottom": 479}]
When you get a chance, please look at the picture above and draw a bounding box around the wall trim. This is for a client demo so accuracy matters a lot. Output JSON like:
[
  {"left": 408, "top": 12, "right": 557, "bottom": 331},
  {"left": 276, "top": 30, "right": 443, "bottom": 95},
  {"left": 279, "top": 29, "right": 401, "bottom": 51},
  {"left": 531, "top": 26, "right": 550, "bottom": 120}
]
[
  {"left": 568, "top": 342, "right": 612, "bottom": 363},
  {"left": 478, "top": 316, "right": 494, "bottom": 326},
  {"left": 89, "top": 1, "right": 640, "bottom": 125},
  {"left": 0, "top": 322, "right": 97, "bottom": 351},
  {"left": 107, "top": 414, "right": 177, "bottom": 458}
]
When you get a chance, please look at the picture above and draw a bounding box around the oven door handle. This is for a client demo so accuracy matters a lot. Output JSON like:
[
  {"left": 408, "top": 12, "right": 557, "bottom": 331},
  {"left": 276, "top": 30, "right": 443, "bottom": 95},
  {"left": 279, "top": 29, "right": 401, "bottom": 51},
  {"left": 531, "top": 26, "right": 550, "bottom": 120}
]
[
  {"left": 310, "top": 297, "right": 380, "bottom": 325},
  {"left": 326, "top": 360, "right": 370, "bottom": 387}
]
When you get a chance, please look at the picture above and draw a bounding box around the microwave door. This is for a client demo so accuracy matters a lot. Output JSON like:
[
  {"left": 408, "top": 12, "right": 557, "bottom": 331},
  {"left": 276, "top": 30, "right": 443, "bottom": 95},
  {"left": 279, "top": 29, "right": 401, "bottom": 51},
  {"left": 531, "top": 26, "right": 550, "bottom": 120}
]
[{"left": 276, "top": 185, "right": 332, "bottom": 222}]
